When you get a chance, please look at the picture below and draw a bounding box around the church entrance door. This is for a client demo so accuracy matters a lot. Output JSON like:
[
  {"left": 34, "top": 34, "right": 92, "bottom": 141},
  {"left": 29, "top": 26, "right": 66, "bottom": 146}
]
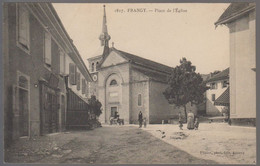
[{"left": 111, "top": 107, "right": 117, "bottom": 118}]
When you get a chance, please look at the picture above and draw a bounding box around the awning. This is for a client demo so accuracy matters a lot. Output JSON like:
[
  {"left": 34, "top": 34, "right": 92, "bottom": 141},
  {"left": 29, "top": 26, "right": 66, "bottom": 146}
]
[{"left": 214, "top": 87, "right": 230, "bottom": 106}]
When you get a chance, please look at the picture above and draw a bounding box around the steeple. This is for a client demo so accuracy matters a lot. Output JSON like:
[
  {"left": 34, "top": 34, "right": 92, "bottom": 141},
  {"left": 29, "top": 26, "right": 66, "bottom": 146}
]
[{"left": 99, "top": 5, "right": 111, "bottom": 57}]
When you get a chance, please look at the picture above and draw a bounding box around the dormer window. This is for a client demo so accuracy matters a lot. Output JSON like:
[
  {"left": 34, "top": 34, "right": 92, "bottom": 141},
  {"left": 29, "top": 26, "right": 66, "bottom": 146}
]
[{"left": 110, "top": 79, "right": 118, "bottom": 86}]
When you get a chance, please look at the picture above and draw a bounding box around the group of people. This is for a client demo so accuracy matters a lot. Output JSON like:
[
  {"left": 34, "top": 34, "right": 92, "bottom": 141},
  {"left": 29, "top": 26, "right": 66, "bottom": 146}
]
[
  {"left": 137, "top": 111, "right": 199, "bottom": 130},
  {"left": 110, "top": 111, "right": 124, "bottom": 125},
  {"left": 178, "top": 111, "right": 199, "bottom": 130},
  {"left": 138, "top": 111, "right": 147, "bottom": 128}
]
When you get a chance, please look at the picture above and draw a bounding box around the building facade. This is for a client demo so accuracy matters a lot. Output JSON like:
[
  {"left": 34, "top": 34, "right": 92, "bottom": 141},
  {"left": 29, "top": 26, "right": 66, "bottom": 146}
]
[
  {"left": 88, "top": 6, "right": 197, "bottom": 124},
  {"left": 205, "top": 68, "right": 229, "bottom": 116},
  {"left": 3, "top": 3, "right": 92, "bottom": 147},
  {"left": 215, "top": 3, "right": 256, "bottom": 126}
]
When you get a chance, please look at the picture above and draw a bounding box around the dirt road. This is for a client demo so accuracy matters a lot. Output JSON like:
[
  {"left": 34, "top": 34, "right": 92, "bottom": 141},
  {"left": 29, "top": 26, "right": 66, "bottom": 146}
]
[
  {"left": 5, "top": 126, "right": 216, "bottom": 164},
  {"left": 143, "top": 123, "right": 256, "bottom": 164}
]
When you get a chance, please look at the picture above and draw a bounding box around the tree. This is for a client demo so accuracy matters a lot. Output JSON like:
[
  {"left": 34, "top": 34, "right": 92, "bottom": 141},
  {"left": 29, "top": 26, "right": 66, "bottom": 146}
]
[
  {"left": 88, "top": 95, "right": 102, "bottom": 118},
  {"left": 163, "top": 58, "right": 209, "bottom": 121}
]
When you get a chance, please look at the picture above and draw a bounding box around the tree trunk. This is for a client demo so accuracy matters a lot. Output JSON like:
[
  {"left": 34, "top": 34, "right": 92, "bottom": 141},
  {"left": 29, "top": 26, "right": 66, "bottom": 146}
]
[{"left": 183, "top": 105, "right": 187, "bottom": 123}]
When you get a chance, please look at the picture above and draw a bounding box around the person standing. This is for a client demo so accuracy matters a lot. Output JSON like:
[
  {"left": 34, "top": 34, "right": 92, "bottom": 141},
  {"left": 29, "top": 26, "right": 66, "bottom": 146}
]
[
  {"left": 178, "top": 112, "right": 183, "bottom": 130},
  {"left": 194, "top": 117, "right": 199, "bottom": 130},
  {"left": 187, "top": 111, "right": 195, "bottom": 130},
  {"left": 138, "top": 111, "right": 143, "bottom": 128},
  {"left": 143, "top": 117, "right": 147, "bottom": 128}
]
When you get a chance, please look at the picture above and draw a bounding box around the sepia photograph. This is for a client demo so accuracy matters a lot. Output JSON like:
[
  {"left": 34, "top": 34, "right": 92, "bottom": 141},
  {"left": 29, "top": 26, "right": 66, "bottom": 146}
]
[{"left": 2, "top": 2, "right": 256, "bottom": 164}]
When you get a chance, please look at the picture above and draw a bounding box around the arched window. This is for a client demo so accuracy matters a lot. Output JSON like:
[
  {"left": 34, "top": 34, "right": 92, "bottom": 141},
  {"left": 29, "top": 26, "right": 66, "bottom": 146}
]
[
  {"left": 19, "top": 76, "right": 28, "bottom": 89},
  {"left": 110, "top": 79, "right": 118, "bottom": 86},
  {"left": 138, "top": 94, "right": 142, "bottom": 106}
]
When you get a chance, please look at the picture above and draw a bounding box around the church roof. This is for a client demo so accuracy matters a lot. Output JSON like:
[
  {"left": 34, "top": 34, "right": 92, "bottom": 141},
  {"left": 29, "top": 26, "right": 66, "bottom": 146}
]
[
  {"left": 215, "top": 3, "right": 255, "bottom": 26},
  {"left": 132, "top": 66, "right": 169, "bottom": 83},
  {"left": 112, "top": 48, "right": 173, "bottom": 74}
]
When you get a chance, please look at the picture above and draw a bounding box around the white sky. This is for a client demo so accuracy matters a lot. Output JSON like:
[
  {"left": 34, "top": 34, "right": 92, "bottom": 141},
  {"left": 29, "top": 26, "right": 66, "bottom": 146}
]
[{"left": 53, "top": 3, "right": 230, "bottom": 74}]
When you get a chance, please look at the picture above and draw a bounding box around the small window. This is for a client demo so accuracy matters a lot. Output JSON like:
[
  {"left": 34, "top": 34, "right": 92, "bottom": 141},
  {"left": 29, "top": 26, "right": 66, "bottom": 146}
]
[
  {"left": 91, "top": 63, "right": 95, "bottom": 72},
  {"left": 96, "top": 62, "right": 99, "bottom": 70},
  {"left": 212, "top": 94, "right": 215, "bottom": 101},
  {"left": 138, "top": 94, "right": 142, "bottom": 106},
  {"left": 222, "top": 80, "right": 228, "bottom": 88},
  {"left": 110, "top": 79, "right": 118, "bottom": 86}
]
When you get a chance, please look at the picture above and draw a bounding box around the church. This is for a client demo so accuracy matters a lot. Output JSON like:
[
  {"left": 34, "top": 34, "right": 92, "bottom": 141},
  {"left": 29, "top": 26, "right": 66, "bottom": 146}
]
[{"left": 88, "top": 6, "right": 195, "bottom": 124}]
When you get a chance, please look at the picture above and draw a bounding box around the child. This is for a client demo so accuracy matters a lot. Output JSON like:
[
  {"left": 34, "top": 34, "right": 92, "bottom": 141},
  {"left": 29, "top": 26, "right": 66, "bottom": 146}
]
[
  {"left": 143, "top": 117, "right": 147, "bottom": 128},
  {"left": 178, "top": 112, "right": 183, "bottom": 130},
  {"left": 194, "top": 117, "right": 199, "bottom": 130}
]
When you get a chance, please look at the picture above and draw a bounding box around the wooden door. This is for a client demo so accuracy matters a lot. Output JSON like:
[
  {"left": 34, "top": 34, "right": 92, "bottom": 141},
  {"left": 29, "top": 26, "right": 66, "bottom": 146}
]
[{"left": 19, "top": 89, "right": 29, "bottom": 136}]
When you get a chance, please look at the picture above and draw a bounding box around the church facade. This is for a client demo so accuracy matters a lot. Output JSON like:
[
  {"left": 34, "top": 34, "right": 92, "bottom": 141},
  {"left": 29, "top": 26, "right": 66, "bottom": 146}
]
[{"left": 88, "top": 6, "right": 196, "bottom": 124}]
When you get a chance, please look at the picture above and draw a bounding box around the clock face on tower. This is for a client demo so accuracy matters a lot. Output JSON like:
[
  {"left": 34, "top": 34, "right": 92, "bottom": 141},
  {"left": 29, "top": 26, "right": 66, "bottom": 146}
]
[{"left": 92, "top": 74, "right": 98, "bottom": 82}]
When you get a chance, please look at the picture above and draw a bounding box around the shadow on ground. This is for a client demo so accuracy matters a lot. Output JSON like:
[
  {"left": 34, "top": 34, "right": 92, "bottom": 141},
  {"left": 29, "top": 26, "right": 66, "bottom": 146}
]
[{"left": 5, "top": 126, "right": 217, "bottom": 164}]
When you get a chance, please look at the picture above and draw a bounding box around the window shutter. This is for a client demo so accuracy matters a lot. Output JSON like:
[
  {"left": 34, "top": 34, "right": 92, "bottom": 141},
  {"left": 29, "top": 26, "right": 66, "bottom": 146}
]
[
  {"left": 82, "top": 79, "right": 86, "bottom": 94},
  {"left": 44, "top": 32, "right": 52, "bottom": 65},
  {"left": 77, "top": 72, "right": 81, "bottom": 90},
  {"left": 18, "top": 4, "right": 29, "bottom": 49},
  {"left": 59, "top": 50, "right": 65, "bottom": 74},
  {"left": 69, "top": 63, "right": 76, "bottom": 85},
  {"left": 85, "top": 81, "right": 89, "bottom": 97}
]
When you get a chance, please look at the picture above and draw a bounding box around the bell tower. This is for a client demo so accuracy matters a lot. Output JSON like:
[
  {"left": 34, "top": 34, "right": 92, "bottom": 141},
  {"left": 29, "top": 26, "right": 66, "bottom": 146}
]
[{"left": 87, "top": 5, "right": 112, "bottom": 98}]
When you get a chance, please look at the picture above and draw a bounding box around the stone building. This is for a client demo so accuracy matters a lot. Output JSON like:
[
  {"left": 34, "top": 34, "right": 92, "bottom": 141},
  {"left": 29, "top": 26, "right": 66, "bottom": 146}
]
[
  {"left": 205, "top": 68, "right": 229, "bottom": 116},
  {"left": 88, "top": 6, "right": 196, "bottom": 124},
  {"left": 215, "top": 3, "right": 256, "bottom": 126},
  {"left": 3, "top": 3, "right": 92, "bottom": 147}
]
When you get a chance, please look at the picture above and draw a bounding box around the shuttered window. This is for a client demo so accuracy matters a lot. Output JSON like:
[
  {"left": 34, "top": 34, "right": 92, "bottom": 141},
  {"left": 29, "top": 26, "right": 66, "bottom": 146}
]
[
  {"left": 69, "top": 63, "right": 76, "bottom": 85},
  {"left": 44, "top": 32, "right": 52, "bottom": 66},
  {"left": 17, "top": 4, "right": 30, "bottom": 50},
  {"left": 77, "top": 72, "right": 81, "bottom": 90}
]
